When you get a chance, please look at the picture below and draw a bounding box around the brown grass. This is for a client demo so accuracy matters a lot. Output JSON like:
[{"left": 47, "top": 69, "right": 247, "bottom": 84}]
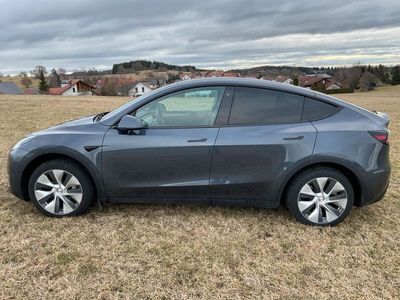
[{"left": 0, "top": 87, "right": 399, "bottom": 299}]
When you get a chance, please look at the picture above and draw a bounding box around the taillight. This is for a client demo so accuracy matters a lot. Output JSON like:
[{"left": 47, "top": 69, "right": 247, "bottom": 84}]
[{"left": 369, "top": 131, "right": 390, "bottom": 144}]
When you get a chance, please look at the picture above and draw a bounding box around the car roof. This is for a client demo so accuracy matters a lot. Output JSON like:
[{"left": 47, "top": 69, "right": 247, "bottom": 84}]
[
  {"left": 101, "top": 77, "right": 386, "bottom": 127},
  {"left": 168, "top": 77, "right": 317, "bottom": 97}
]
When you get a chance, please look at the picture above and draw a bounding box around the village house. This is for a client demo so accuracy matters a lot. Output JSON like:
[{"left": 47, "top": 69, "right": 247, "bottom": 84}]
[
  {"left": 127, "top": 81, "right": 152, "bottom": 97},
  {"left": 146, "top": 79, "right": 166, "bottom": 89},
  {"left": 48, "top": 79, "right": 96, "bottom": 96},
  {"left": 263, "top": 75, "right": 294, "bottom": 84},
  {"left": 179, "top": 74, "right": 192, "bottom": 80},
  {"left": 180, "top": 71, "right": 240, "bottom": 80},
  {"left": 299, "top": 74, "right": 343, "bottom": 90}
]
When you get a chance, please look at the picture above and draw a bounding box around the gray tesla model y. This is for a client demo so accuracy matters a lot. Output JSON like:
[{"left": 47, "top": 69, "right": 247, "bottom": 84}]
[{"left": 8, "top": 78, "right": 391, "bottom": 226}]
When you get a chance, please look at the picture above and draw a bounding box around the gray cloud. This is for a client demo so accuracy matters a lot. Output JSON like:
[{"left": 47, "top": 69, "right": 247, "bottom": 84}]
[{"left": 1, "top": 0, "right": 400, "bottom": 73}]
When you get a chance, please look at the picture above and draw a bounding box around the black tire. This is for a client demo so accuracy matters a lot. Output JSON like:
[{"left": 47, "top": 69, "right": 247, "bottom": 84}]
[
  {"left": 285, "top": 167, "right": 354, "bottom": 226},
  {"left": 28, "top": 159, "right": 94, "bottom": 217}
]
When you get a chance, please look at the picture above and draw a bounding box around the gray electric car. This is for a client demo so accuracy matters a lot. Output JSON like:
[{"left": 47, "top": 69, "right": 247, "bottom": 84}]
[{"left": 8, "top": 78, "right": 390, "bottom": 226}]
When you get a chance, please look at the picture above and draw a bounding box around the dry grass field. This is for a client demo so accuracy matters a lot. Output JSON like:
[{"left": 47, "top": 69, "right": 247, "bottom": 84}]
[{"left": 0, "top": 86, "right": 399, "bottom": 299}]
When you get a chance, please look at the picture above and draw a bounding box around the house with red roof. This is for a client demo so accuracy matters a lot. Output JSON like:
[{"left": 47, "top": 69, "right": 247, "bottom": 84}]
[
  {"left": 48, "top": 79, "right": 96, "bottom": 96},
  {"left": 298, "top": 74, "right": 343, "bottom": 90}
]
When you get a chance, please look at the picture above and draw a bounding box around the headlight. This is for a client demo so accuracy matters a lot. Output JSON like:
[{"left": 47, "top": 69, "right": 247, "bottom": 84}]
[{"left": 12, "top": 135, "right": 36, "bottom": 150}]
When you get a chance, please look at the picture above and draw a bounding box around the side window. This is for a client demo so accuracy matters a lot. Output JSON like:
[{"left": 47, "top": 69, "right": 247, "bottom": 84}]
[
  {"left": 302, "top": 98, "right": 338, "bottom": 120},
  {"left": 228, "top": 87, "right": 304, "bottom": 125},
  {"left": 135, "top": 87, "right": 225, "bottom": 127}
]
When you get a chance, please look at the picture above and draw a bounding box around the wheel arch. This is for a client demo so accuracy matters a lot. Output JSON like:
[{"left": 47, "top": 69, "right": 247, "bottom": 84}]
[
  {"left": 20, "top": 151, "right": 104, "bottom": 202},
  {"left": 278, "top": 158, "right": 362, "bottom": 207}
]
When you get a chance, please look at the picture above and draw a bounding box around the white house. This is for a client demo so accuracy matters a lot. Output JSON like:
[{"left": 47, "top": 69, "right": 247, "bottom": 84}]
[
  {"left": 128, "top": 82, "right": 152, "bottom": 97},
  {"left": 274, "top": 75, "right": 293, "bottom": 84},
  {"left": 326, "top": 83, "right": 342, "bottom": 90},
  {"left": 180, "top": 74, "right": 192, "bottom": 80}
]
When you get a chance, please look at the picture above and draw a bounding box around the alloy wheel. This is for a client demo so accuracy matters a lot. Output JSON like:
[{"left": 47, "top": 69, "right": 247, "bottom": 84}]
[
  {"left": 34, "top": 169, "right": 83, "bottom": 215},
  {"left": 297, "top": 177, "right": 348, "bottom": 224}
]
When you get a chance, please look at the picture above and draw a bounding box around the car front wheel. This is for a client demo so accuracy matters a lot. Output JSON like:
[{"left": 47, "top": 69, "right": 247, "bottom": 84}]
[
  {"left": 285, "top": 167, "right": 354, "bottom": 226},
  {"left": 28, "top": 159, "right": 94, "bottom": 217}
]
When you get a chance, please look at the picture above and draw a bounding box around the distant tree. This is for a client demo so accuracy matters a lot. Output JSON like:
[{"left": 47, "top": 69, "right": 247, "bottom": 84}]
[
  {"left": 166, "top": 74, "right": 180, "bottom": 84},
  {"left": 58, "top": 68, "right": 67, "bottom": 80},
  {"left": 359, "top": 72, "right": 377, "bottom": 92},
  {"left": 38, "top": 69, "right": 49, "bottom": 94},
  {"left": 374, "top": 64, "right": 390, "bottom": 84},
  {"left": 19, "top": 71, "right": 28, "bottom": 77},
  {"left": 48, "top": 68, "right": 61, "bottom": 88},
  {"left": 391, "top": 66, "right": 400, "bottom": 85},
  {"left": 315, "top": 82, "right": 326, "bottom": 91},
  {"left": 293, "top": 77, "right": 299, "bottom": 86},
  {"left": 333, "top": 66, "right": 361, "bottom": 90},
  {"left": 87, "top": 67, "right": 99, "bottom": 75},
  {"left": 100, "top": 78, "right": 117, "bottom": 96},
  {"left": 32, "top": 65, "right": 47, "bottom": 79},
  {"left": 20, "top": 74, "right": 32, "bottom": 88}
]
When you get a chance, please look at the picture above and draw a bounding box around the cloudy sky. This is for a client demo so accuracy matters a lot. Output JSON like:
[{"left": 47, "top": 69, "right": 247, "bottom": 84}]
[{"left": 1, "top": 0, "right": 400, "bottom": 74}]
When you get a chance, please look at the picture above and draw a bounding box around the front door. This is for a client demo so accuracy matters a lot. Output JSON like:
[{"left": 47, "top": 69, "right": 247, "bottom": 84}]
[{"left": 102, "top": 86, "right": 226, "bottom": 202}]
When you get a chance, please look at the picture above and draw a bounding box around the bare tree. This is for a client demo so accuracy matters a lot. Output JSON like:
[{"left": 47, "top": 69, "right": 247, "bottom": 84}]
[
  {"left": 100, "top": 78, "right": 117, "bottom": 96},
  {"left": 21, "top": 74, "right": 32, "bottom": 88},
  {"left": 58, "top": 68, "right": 67, "bottom": 80},
  {"left": 359, "top": 72, "right": 377, "bottom": 92},
  {"left": 31, "top": 65, "right": 47, "bottom": 79}
]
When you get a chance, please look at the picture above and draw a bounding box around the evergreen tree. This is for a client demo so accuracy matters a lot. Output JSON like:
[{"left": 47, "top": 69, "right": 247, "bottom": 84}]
[
  {"left": 391, "top": 66, "right": 400, "bottom": 85},
  {"left": 38, "top": 69, "right": 49, "bottom": 94},
  {"left": 293, "top": 77, "right": 299, "bottom": 86}
]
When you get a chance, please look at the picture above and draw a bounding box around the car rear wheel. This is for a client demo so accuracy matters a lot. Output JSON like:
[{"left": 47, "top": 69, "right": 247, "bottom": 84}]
[
  {"left": 285, "top": 167, "right": 354, "bottom": 226},
  {"left": 28, "top": 159, "right": 94, "bottom": 217}
]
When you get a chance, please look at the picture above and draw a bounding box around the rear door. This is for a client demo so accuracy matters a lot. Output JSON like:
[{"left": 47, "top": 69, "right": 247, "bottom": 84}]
[{"left": 210, "top": 87, "right": 317, "bottom": 206}]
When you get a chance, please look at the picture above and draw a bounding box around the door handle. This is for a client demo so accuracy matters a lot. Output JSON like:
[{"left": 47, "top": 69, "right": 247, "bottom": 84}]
[
  {"left": 187, "top": 138, "right": 207, "bottom": 143},
  {"left": 283, "top": 136, "right": 304, "bottom": 141}
]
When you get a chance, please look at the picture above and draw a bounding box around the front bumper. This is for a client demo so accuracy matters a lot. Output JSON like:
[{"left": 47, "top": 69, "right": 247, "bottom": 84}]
[{"left": 7, "top": 148, "right": 30, "bottom": 201}]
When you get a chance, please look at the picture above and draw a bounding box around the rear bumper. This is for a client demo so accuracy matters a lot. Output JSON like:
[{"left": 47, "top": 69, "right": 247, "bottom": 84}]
[
  {"left": 357, "top": 167, "right": 391, "bottom": 207},
  {"left": 7, "top": 148, "right": 30, "bottom": 201}
]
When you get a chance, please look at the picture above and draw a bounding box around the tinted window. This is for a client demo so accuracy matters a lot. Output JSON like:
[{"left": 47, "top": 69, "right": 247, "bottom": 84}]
[
  {"left": 135, "top": 87, "right": 225, "bottom": 127},
  {"left": 229, "top": 87, "right": 304, "bottom": 125},
  {"left": 302, "top": 98, "right": 338, "bottom": 120}
]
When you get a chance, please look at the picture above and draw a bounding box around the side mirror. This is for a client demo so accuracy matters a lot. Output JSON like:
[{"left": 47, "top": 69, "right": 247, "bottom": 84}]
[{"left": 117, "top": 115, "right": 148, "bottom": 132}]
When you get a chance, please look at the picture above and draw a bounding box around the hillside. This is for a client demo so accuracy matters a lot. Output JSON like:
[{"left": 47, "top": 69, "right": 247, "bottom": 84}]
[
  {"left": 112, "top": 60, "right": 198, "bottom": 74},
  {"left": 229, "top": 65, "right": 336, "bottom": 77}
]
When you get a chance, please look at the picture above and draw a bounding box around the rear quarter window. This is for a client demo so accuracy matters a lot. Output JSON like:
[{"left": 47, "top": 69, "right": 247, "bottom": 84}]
[
  {"left": 302, "top": 98, "right": 339, "bottom": 121},
  {"left": 229, "top": 87, "right": 304, "bottom": 125}
]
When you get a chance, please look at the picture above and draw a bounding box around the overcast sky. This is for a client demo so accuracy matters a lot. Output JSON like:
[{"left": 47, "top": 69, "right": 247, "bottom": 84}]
[{"left": 1, "top": 0, "right": 400, "bottom": 74}]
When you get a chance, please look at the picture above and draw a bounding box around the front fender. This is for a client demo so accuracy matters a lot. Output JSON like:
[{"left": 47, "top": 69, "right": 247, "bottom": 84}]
[{"left": 20, "top": 146, "right": 106, "bottom": 203}]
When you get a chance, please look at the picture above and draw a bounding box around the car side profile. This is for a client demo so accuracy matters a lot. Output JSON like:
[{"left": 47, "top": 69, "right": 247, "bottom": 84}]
[{"left": 8, "top": 78, "right": 391, "bottom": 226}]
